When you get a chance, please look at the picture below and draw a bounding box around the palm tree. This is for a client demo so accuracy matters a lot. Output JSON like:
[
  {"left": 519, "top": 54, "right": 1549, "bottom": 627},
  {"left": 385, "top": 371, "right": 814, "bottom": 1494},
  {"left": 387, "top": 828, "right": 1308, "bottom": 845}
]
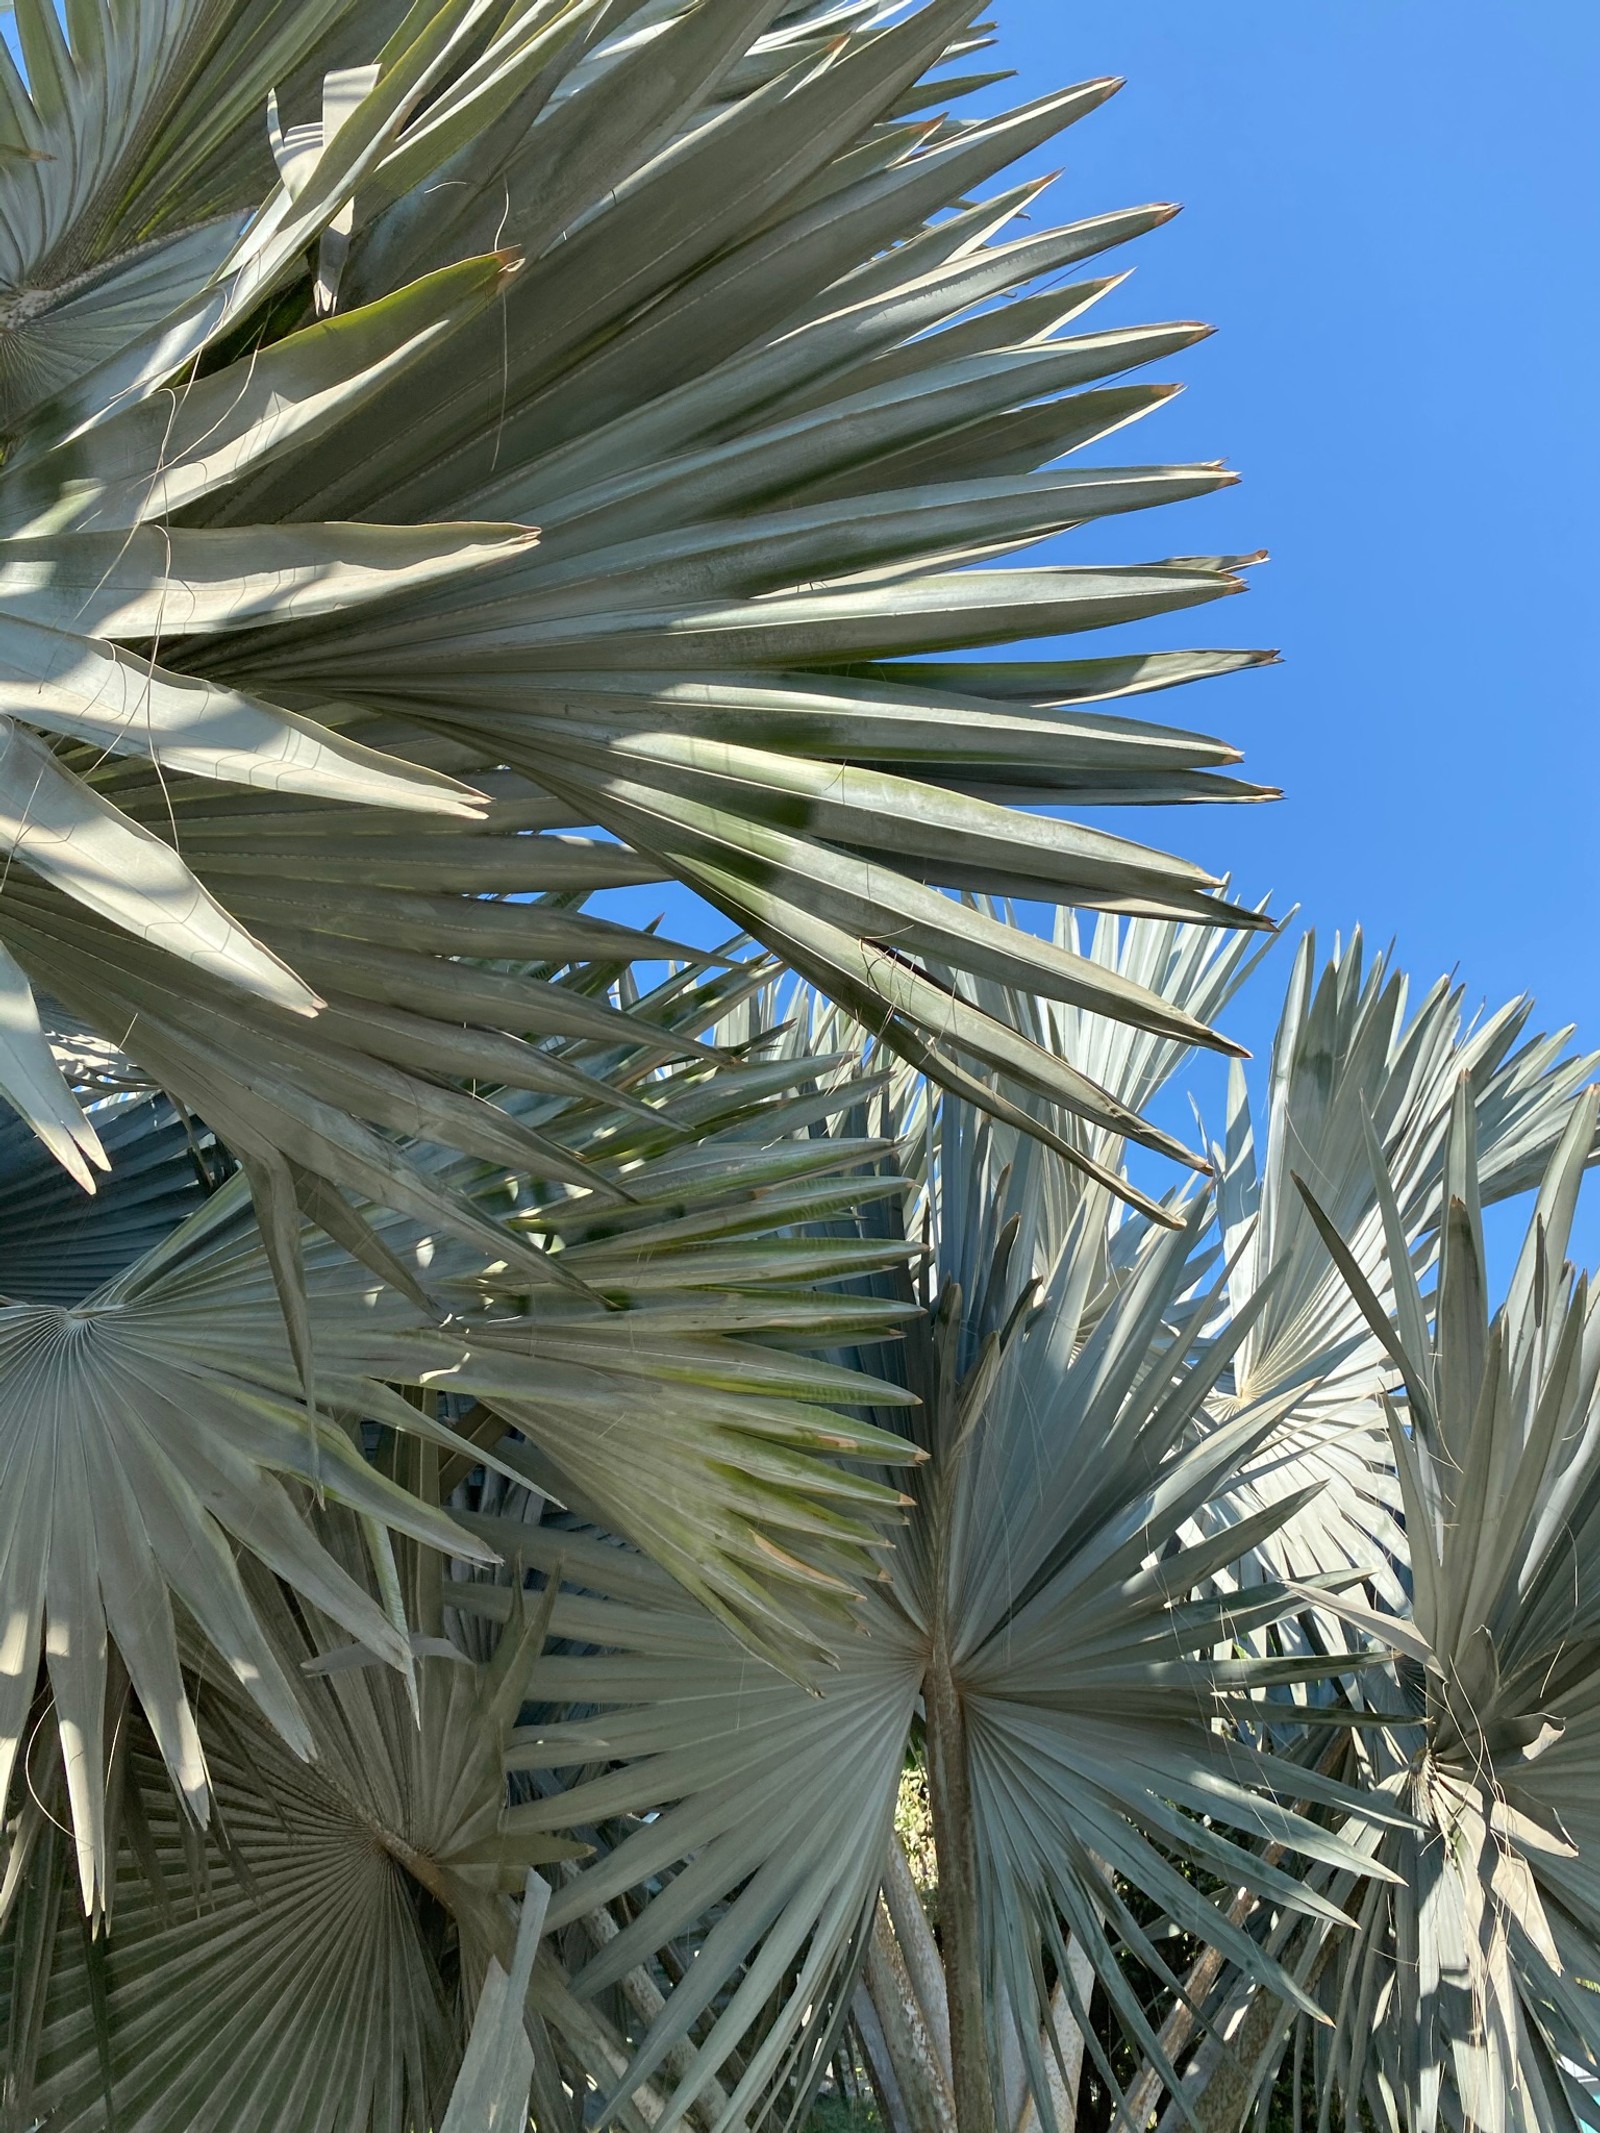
[
  {"left": 0, "top": 0, "right": 1280, "bottom": 1983},
  {"left": 493, "top": 919, "right": 1600, "bottom": 2133},
  {"left": 11, "top": 908, "right": 1600, "bottom": 2132},
  {"left": 0, "top": 0, "right": 1285, "bottom": 2111},
  {"left": 0, "top": 952, "right": 926, "bottom": 2126},
  {"left": 0, "top": 0, "right": 1275, "bottom": 1240}
]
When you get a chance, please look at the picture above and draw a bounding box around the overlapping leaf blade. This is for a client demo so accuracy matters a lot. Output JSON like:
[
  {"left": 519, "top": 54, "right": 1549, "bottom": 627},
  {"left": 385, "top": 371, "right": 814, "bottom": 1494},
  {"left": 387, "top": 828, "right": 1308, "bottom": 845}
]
[
  {"left": 500, "top": 952, "right": 1394, "bottom": 2133},
  {"left": 0, "top": 0, "right": 1289, "bottom": 1210},
  {"left": 0, "top": 0, "right": 1291, "bottom": 1288},
  {"left": 0, "top": 1545, "right": 569, "bottom": 2133},
  {"left": 0, "top": 951, "right": 927, "bottom": 1912},
  {"left": 1285, "top": 1090, "right": 1600, "bottom": 2133},
  {"left": 1202, "top": 933, "right": 1600, "bottom": 1620}
]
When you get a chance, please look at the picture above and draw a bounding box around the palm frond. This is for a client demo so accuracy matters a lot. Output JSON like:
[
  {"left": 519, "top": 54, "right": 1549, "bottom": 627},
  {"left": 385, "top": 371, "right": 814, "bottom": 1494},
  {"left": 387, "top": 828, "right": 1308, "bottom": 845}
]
[
  {"left": 0, "top": 955, "right": 922, "bottom": 1906},
  {"left": 1204, "top": 931, "right": 1599, "bottom": 1618},
  {"left": 0, "top": 1536, "right": 567, "bottom": 2133},
  {"left": 0, "top": 0, "right": 1281, "bottom": 1225},
  {"left": 1287, "top": 1085, "right": 1600, "bottom": 2133},
  {"left": 502, "top": 1027, "right": 1394, "bottom": 2133}
]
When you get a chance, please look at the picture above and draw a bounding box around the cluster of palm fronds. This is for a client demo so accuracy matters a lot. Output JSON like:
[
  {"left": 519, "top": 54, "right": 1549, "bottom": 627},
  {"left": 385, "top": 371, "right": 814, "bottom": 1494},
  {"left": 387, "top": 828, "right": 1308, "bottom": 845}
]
[{"left": 0, "top": 3, "right": 1592, "bottom": 2132}]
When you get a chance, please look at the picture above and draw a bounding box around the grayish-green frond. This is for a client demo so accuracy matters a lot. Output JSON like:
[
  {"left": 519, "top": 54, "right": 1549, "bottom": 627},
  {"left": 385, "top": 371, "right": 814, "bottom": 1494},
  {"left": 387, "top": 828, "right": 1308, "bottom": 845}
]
[
  {"left": 1204, "top": 931, "right": 1599, "bottom": 1620},
  {"left": 0, "top": 1538, "right": 568, "bottom": 2133},
  {"left": 1288, "top": 1087, "right": 1600, "bottom": 2133},
  {"left": 0, "top": 0, "right": 1284, "bottom": 1224},
  {"left": 0, "top": 959, "right": 925, "bottom": 1906},
  {"left": 502, "top": 1009, "right": 1394, "bottom": 2133}
]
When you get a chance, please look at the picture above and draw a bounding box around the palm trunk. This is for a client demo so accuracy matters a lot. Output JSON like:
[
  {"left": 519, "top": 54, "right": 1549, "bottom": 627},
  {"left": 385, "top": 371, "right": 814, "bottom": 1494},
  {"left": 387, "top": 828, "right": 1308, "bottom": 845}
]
[
  {"left": 1155, "top": 1910, "right": 1340, "bottom": 2133},
  {"left": 924, "top": 1640, "right": 997, "bottom": 2133},
  {"left": 1122, "top": 1888, "right": 1258, "bottom": 2132},
  {"left": 1014, "top": 1960, "right": 1094, "bottom": 2133},
  {"left": 857, "top": 1983, "right": 914, "bottom": 2133},
  {"left": 861, "top": 1897, "right": 957, "bottom": 2133},
  {"left": 570, "top": 1874, "right": 731, "bottom": 2132},
  {"left": 882, "top": 1835, "right": 952, "bottom": 2086}
]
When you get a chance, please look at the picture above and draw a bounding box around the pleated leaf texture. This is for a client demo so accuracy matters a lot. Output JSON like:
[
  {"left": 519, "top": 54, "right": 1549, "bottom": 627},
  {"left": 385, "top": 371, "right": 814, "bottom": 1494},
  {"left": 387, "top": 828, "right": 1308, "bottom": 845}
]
[
  {"left": 0, "top": 0, "right": 1277, "bottom": 1242},
  {"left": 4, "top": 912, "right": 1599, "bottom": 2131},
  {"left": 1194, "top": 929, "right": 1600, "bottom": 1632},
  {"left": 1288, "top": 1085, "right": 1600, "bottom": 2133},
  {"left": 481, "top": 925, "right": 1600, "bottom": 2133},
  {"left": 0, "top": 1544, "right": 575, "bottom": 2133},
  {"left": 0, "top": 955, "right": 926, "bottom": 1923}
]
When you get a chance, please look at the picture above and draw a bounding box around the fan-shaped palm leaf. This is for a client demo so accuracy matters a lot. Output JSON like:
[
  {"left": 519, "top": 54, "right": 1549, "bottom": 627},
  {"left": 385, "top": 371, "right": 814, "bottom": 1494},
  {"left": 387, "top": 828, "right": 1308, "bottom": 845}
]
[
  {"left": 0, "top": 1534, "right": 572, "bottom": 2133},
  {"left": 0, "top": 952, "right": 923, "bottom": 1910},
  {"left": 499, "top": 1108, "right": 1393, "bottom": 2133},
  {"left": 1201, "top": 933, "right": 1599, "bottom": 1618},
  {"left": 1284, "top": 1086, "right": 1600, "bottom": 2133},
  {"left": 501, "top": 920, "right": 1600, "bottom": 2133},
  {"left": 0, "top": 0, "right": 1281, "bottom": 1231}
]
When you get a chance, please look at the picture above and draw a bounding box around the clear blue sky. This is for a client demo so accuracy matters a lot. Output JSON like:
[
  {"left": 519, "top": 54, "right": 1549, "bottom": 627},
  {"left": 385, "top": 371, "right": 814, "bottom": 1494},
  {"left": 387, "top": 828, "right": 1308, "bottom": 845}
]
[
  {"left": 612, "top": 1, "right": 1600, "bottom": 1267},
  {"left": 984, "top": 0, "right": 1598, "bottom": 1010},
  {"left": 980, "top": 0, "right": 1600, "bottom": 1258}
]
